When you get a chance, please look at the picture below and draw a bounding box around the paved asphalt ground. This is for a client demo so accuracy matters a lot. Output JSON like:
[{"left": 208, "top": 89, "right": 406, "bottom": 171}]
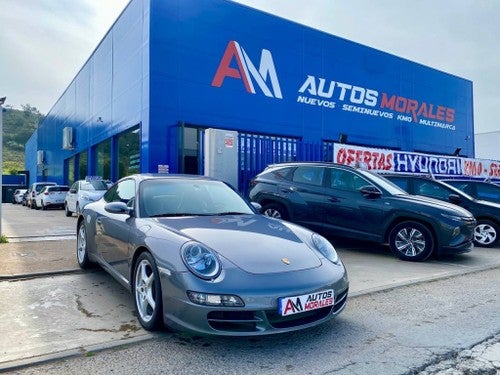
[{"left": 0, "top": 203, "right": 499, "bottom": 372}]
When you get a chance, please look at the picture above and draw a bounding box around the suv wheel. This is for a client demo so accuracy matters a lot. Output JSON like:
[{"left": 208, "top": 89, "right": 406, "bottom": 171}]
[
  {"left": 41, "top": 201, "right": 46, "bottom": 210},
  {"left": 389, "top": 221, "right": 434, "bottom": 262},
  {"left": 262, "top": 203, "right": 288, "bottom": 220},
  {"left": 474, "top": 220, "right": 498, "bottom": 247}
]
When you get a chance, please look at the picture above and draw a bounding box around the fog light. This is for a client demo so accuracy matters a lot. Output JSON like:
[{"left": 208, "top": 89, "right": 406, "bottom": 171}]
[
  {"left": 187, "top": 291, "right": 244, "bottom": 307},
  {"left": 452, "top": 227, "right": 461, "bottom": 237}
]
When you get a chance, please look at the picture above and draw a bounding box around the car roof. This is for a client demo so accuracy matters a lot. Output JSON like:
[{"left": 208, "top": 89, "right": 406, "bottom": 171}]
[
  {"left": 118, "top": 173, "right": 225, "bottom": 183},
  {"left": 441, "top": 179, "right": 498, "bottom": 184},
  {"left": 265, "top": 162, "right": 357, "bottom": 170}
]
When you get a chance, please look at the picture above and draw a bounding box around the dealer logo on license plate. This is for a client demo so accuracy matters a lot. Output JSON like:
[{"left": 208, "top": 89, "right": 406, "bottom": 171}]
[{"left": 278, "top": 289, "right": 334, "bottom": 316}]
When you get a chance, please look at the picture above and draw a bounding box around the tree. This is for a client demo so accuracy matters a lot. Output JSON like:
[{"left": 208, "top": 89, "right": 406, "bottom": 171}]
[{"left": 2, "top": 104, "right": 45, "bottom": 174}]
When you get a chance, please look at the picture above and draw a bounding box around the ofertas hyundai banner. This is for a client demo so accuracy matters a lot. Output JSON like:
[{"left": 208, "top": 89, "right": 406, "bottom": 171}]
[{"left": 334, "top": 144, "right": 500, "bottom": 180}]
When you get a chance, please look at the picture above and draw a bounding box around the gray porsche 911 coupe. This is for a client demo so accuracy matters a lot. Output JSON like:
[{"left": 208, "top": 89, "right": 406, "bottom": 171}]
[{"left": 76, "top": 174, "right": 349, "bottom": 336}]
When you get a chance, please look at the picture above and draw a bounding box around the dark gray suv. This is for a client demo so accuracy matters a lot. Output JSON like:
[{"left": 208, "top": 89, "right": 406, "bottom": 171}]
[
  {"left": 383, "top": 175, "right": 500, "bottom": 248},
  {"left": 248, "top": 162, "right": 476, "bottom": 261}
]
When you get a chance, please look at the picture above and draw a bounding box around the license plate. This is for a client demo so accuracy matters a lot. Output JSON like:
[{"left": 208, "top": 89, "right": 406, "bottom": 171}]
[{"left": 278, "top": 289, "right": 334, "bottom": 316}]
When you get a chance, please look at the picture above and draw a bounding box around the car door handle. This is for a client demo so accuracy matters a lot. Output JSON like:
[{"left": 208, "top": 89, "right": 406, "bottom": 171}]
[{"left": 327, "top": 197, "right": 340, "bottom": 202}]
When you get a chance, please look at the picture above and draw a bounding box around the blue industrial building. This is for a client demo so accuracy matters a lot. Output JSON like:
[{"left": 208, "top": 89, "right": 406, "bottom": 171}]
[{"left": 25, "top": 0, "right": 474, "bottom": 190}]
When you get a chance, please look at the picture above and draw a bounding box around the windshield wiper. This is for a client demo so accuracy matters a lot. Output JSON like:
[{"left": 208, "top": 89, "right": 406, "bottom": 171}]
[
  {"left": 149, "top": 213, "right": 213, "bottom": 218},
  {"left": 214, "top": 212, "right": 248, "bottom": 216}
]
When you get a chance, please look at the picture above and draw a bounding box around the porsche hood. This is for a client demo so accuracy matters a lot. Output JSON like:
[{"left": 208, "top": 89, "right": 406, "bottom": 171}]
[{"left": 154, "top": 215, "right": 323, "bottom": 274}]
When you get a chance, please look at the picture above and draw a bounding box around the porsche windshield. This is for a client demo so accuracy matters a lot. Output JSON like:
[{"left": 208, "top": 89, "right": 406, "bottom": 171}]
[{"left": 139, "top": 179, "right": 254, "bottom": 218}]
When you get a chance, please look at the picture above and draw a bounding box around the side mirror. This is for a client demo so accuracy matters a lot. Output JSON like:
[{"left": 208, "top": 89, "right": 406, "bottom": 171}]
[
  {"left": 448, "top": 194, "right": 461, "bottom": 204},
  {"left": 360, "top": 185, "right": 382, "bottom": 198},
  {"left": 250, "top": 202, "right": 262, "bottom": 213},
  {"left": 105, "top": 201, "right": 133, "bottom": 215},
  {"left": 69, "top": 189, "right": 77, "bottom": 194}
]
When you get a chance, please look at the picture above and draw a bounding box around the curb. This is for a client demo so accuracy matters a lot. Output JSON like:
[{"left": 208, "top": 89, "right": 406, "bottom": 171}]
[{"left": 0, "top": 268, "right": 83, "bottom": 281}]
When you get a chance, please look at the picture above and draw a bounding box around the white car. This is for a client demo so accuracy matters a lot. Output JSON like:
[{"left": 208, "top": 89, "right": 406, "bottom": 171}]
[
  {"left": 64, "top": 180, "right": 108, "bottom": 216},
  {"left": 35, "top": 185, "right": 70, "bottom": 210},
  {"left": 12, "top": 189, "right": 27, "bottom": 204}
]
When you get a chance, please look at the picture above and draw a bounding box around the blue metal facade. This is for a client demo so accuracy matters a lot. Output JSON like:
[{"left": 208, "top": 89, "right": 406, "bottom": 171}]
[{"left": 27, "top": 0, "right": 474, "bottom": 186}]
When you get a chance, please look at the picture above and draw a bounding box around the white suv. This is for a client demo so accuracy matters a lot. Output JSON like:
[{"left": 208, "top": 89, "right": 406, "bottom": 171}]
[
  {"left": 64, "top": 179, "right": 108, "bottom": 216},
  {"left": 26, "top": 182, "right": 57, "bottom": 209},
  {"left": 35, "top": 185, "right": 70, "bottom": 210}
]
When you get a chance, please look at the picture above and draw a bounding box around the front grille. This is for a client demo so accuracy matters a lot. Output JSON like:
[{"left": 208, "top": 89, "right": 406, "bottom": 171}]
[
  {"left": 266, "top": 306, "right": 332, "bottom": 329},
  {"left": 206, "top": 288, "right": 349, "bottom": 333},
  {"left": 332, "top": 288, "right": 348, "bottom": 313},
  {"left": 207, "top": 311, "right": 262, "bottom": 332},
  {"left": 267, "top": 288, "right": 348, "bottom": 329}
]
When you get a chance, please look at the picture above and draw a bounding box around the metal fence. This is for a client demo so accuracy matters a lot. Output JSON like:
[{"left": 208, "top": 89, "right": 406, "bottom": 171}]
[{"left": 238, "top": 133, "right": 333, "bottom": 196}]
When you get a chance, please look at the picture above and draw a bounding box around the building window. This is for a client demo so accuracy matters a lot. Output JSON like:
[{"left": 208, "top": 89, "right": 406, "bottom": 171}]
[
  {"left": 95, "top": 139, "right": 111, "bottom": 180},
  {"left": 78, "top": 151, "right": 88, "bottom": 180},
  {"left": 117, "top": 126, "right": 140, "bottom": 179},
  {"left": 66, "top": 156, "right": 75, "bottom": 185}
]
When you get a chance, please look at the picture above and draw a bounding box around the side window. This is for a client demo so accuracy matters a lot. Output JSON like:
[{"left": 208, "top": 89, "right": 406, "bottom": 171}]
[
  {"left": 273, "top": 167, "right": 294, "bottom": 181},
  {"left": 292, "top": 166, "right": 324, "bottom": 186},
  {"left": 415, "top": 181, "right": 450, "bottom": 200},
  {"left": 386, "top": 177, "right": 408, "bottom": 191},
  {"left": 476, "top": 184, "right": 500, "bottom": 201},
  {"left": 103, "top": 179, "right": 136, "bottom": 204},
  {"left": 328, "top": 168, "right": 369, "bottom": 192},
  {"left": 456, "top": 183, "right": 471, "bottom": 193}
]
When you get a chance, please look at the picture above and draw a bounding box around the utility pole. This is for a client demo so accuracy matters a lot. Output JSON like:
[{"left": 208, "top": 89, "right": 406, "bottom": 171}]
[{"left": 0, "top": 96, "right": 5, "bottom": 238}]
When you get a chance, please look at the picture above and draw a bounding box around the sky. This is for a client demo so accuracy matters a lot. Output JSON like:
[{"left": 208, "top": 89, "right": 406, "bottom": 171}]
[{"left": 1, "top": 0, "right": 499, "bottom": 134}]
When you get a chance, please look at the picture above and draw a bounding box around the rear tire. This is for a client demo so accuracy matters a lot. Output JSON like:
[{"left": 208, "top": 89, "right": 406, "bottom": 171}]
[
  {"left": 389, "top": 221, "right": 434, "bottom": 262},
  {"left": 262, "top": 203, "right": 288, "bottom": 220},
  {"left": 65, "top": 203, "right": 72, "bottom": 217},
  {"left": 42, "top": 201, "right": 46, "bottom": 210},
  {"left": 474, "top": 220, "right": 498, "bottom": 247}
]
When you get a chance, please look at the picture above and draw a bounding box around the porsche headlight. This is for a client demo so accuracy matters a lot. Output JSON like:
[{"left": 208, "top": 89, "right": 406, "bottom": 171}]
[
  {"left": 181, "top": 242, "right": 221, "bottom": 280},
  {"left": 311, "top": 233, "right": 339, "bottom": 264}
]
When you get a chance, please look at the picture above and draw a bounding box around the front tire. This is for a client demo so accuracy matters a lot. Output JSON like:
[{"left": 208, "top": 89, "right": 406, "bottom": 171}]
[
  {"left": 262, "top": 203, "right": 288, "bottom": 220},
  {"left": 77, "top": 221, "right": 92, "bottom": 269},
  {"left": 389, "top": 221, "right": 434, "bottom": 262},
  {"left": 133, "top": 252, "right": 163, "bottom": 331},
  {"left": 474, "top": 220, "right": 498, "bottom": 247}
]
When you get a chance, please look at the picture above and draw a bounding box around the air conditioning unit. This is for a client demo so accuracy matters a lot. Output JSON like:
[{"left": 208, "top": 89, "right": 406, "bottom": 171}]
[
  {"left": 62, "top": 127, "right": 74, "bottom": 150},
  {"left": 37, "top": 150, "right": 45, "bottom": 165}
]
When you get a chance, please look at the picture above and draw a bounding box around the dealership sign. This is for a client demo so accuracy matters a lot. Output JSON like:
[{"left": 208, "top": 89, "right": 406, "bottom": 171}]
[
  {"left": 334, "top": 144, "right": 500, "bottom": 179},
  {"left": 212, "top": 40, "right": 458, "bottom": 132}
]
